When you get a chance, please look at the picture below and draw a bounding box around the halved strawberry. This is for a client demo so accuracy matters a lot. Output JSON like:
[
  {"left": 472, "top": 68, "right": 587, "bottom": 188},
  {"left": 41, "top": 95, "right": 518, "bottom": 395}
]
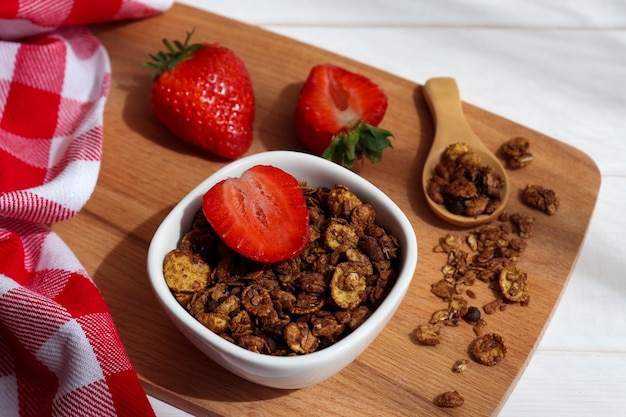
[
  {"left": 202, "top": 165, "right": 310, "bottom": 263},
  {"left": 295, "top": 63, "right": 393, "bottom": 168}
]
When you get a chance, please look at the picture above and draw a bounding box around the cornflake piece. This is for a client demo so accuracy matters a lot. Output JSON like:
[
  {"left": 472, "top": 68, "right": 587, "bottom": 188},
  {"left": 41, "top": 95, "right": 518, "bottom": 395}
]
[
  {"left": 311, "top": 311, "right": 345, "bottom": 339},
  {"left": 290, "top": 292, "right": 325, "bottom": 315},
  {"left": 327, "top": 185, "right": 362, "bottom": 217},
  {"left": 324, "top": 219, "right": 359, "bottom": 251},
  {"left": 241, "top": 284, "right": 273, "bottom": 317},
  {"left": 163, "top": 249, "right": 210, "bottom": 293},
  {"left": 470, "top": 333, "right": 507, "bottom": 366},
  {"left": 427, "top": 176, "right": 446, "bottom": 205},
  {"left": 214, "top": 294, "right": 241, "bottom": 316},
  {"left": 230, "top": 310, "right": 253, "bottom": 338},
  {"left": 195, "top": 312, "right": 229, "bottom": 334},
  {"left": 298, "top": 271, "right": 327, "bottom": 294},
  {"left": 284, "top": 321, "right": 319, "bottom": 354},
  {"left": 349, "top": 203, "right": 376, "bottom": 231},
  {"left": 337, "top": 305, "right": 371, "bottom": 330},
  {"left": 238, "top": 335, "right": 270, "bottom": 354},
  {"left": 330, "top": 263, "right": 367, "bottom": 309},
  {"left": 434, "top": 390, "right": 465, "bottom": 408},
  {"left": 499, "top": 267, "right": 530, "bottom": 303}
]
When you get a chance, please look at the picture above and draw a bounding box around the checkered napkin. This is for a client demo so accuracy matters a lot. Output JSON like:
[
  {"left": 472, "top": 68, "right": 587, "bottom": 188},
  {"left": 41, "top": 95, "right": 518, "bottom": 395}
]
[{"left": 0, "top": 1, "right": 172, "bottom": 416}]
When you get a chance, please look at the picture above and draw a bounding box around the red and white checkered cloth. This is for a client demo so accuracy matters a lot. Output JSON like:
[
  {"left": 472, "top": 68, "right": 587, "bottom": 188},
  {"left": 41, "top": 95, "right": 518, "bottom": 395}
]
[{"left": 0, "top": 1, "right": 173, "bottom": 416}]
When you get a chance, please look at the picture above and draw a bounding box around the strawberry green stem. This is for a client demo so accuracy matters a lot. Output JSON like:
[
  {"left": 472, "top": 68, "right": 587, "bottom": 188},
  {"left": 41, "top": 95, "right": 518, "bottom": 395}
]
[
  {"left": 143, "top": 29, "right": 204, "bottom": 80},
  {"left": 322, "top": 122, "right": 393, "bottom": 168}
]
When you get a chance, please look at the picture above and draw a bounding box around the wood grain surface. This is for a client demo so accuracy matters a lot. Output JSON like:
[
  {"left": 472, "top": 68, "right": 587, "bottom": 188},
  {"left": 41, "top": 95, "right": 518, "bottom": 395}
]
[{"left": 51, "top": 3, "right": 600, "bottom": 416}]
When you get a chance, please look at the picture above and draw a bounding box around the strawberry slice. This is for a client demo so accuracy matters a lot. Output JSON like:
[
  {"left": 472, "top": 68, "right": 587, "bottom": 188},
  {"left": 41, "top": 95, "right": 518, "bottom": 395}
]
[
  {"left": 202, "top": 165, "right": 310, "bottom": 263},
  {"left": 295, "top": 63, "right": 393, "bottom": 168}
]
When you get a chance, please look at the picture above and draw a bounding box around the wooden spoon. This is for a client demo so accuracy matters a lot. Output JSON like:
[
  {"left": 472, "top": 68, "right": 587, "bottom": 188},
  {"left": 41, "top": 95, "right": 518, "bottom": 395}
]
[{"left": 421, "top": 77, "right": 510, "bottom": 227}]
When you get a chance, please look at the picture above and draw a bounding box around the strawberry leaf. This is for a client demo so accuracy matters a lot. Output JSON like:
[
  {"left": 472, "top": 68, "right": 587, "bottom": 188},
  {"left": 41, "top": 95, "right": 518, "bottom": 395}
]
[
  {"left": 322, "top": 122, "right": 393, "bottom": 168},
  {"left": 143, "top": 29, "right": 204, "bottom": 80}
]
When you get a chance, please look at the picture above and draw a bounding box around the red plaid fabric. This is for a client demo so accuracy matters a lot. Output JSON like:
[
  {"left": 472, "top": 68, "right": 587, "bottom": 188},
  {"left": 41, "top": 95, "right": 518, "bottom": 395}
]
[{"left": 0, "top": 1, "right": 172, "bottom": 416}]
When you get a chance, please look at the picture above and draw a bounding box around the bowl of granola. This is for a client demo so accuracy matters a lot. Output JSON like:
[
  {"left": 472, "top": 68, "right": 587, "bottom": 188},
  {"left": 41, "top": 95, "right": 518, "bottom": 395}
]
[{"left": 147, "top": 150, "right": 418, "bottom": 389}]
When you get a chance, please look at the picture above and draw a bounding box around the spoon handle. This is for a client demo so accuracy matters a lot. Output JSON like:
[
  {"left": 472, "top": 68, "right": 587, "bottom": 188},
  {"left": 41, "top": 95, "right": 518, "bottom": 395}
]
[{"left": 423, "top": 77, "right": 478, "bottom": 150}]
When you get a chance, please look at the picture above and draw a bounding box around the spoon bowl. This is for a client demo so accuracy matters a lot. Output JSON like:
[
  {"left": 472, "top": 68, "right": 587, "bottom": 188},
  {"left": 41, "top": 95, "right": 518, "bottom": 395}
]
[{"left": 421, "top": 77, "right": 510, "bottom": 227}]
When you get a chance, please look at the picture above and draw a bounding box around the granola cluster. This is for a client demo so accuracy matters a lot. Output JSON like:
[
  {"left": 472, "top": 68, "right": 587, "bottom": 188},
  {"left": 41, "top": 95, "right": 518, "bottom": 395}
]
[
  {"left": 501, "top": 136, "right": 533, "bottom": 169},
  {"left": 470, "top": 332, "right": 507, "bottom": 366},
  {"left": 434, "top": 390, "right": 465, "bottom": 408},
  {"left": 163, "top": 184, "right": 401, "bottom": 355},
  {"left": 426, "top": 143, "right": 506, "bottom": 217},
  {"left": 522, "top": 184, "right": 560, "bottom": 215}
]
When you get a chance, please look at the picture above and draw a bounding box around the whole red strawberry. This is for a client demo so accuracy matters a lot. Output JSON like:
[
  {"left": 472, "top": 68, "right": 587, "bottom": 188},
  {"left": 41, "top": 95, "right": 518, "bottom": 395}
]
[
  {"left": 295, "top": 63, "right": 393, "bottom": 168},
  {"left": 145, "top": 30, "right": 255, "bottom": 159}
]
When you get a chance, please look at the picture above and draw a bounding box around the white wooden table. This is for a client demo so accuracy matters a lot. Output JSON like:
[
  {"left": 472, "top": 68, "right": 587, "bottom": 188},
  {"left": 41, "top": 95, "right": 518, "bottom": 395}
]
[{"left": 148, "top": 1, "right": 626, "bottom": 415}]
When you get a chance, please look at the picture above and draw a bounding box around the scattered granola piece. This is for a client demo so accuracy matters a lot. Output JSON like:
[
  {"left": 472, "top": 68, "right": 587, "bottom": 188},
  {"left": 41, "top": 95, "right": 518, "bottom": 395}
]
[
  {"left": 452, "top": 359, "right": 469, "bottom": 373},
  {"left": 435, "top": 233, "right": 464, "bottom": 252},
  {"left": 473, "top": 318, "right": 487, "bottom": 336},
  {"left": 415, "top": 323, "right": 442, "bottom": 346},
  {"left": 483, "top": 299, "right": 501, "bottom": 315},
  {"left": 499, "top": 267, "right": 530, "bottom": 303},
  {"left": 510, "top": 213, "right": 535, "bottom": 238},
  {"left": 470, "top": 333, "right": 507, "bottom": 366},
  {"left": 430, "top": 309, "right": 452, "bottom": 324},
  {"left": 448, "top": 296, "right": 468, "bottom": 322},
  {"left": 501, "top": 137, "right": 533, "bottom": 169},
  {"left": 434, "top": 390, "right": 465, "bottom": 408},
  {"left": 522, "top": 184, "right": 560, "bottom": 215},
  {"left": 431, "top": 279, "right": 454, "bottom": 300}
]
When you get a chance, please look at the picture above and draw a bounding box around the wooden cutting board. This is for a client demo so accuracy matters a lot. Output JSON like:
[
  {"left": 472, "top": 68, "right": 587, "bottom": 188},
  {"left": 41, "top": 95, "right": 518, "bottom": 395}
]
[{"left": 51, "top": 3, "right": 600, "bottom": 416}]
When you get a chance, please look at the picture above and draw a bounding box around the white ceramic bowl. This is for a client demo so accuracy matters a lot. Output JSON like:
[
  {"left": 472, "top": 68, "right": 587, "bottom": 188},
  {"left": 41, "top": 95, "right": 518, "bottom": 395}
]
[{"left": 147, "top": 150, "right": 418, "bottom": 389}]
